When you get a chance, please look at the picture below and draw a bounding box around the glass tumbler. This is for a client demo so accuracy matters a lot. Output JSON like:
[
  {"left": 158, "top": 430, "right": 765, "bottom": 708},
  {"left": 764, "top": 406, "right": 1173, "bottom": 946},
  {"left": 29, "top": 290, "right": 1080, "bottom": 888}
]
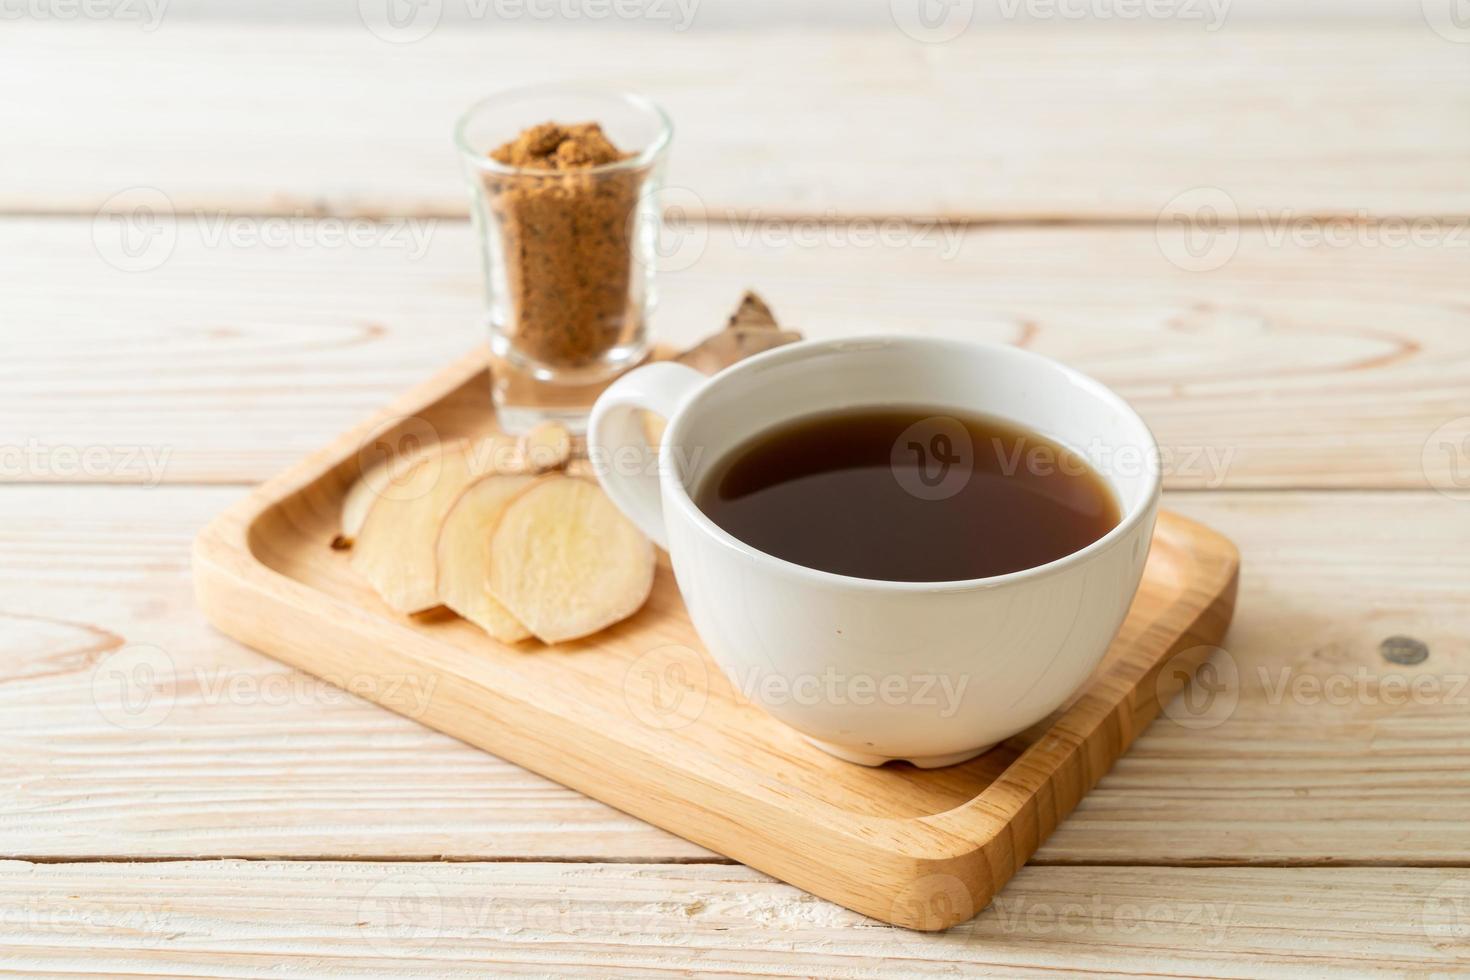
[{"left": 456, "top": 85, "right": 672, "bottom": 434}]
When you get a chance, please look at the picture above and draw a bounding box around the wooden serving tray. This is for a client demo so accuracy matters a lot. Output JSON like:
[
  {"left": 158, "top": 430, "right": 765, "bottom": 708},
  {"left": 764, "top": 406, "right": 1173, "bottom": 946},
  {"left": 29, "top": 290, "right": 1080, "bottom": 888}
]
[{"left": 194, "top": 349, "right": 1239, "bottom": 931}]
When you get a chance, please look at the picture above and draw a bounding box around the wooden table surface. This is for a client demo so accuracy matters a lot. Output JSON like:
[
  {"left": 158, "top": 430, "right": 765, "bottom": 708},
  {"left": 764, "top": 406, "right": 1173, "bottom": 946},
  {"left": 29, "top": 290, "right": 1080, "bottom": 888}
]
[{"left": 3, "top": 18, "right": 1469, "bottom": 977}]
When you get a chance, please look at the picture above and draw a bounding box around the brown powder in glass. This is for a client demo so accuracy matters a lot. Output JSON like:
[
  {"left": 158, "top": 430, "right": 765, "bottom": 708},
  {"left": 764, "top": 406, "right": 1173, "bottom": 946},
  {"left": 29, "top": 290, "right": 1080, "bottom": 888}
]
[{"left": 486, "top": 122, "right": 643, "bottom": 368}]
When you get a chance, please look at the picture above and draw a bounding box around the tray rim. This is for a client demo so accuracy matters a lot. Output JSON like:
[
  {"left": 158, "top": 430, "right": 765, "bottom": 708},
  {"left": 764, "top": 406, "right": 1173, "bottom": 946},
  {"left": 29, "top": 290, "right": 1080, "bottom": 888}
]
[{"left": 193, "top": 347, "right": 1240, "bottom": 929}]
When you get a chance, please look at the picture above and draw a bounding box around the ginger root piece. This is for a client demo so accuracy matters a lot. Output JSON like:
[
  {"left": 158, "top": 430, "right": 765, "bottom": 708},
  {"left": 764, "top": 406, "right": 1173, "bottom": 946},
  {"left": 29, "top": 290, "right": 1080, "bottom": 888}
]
[
  {"left": 519, "top": 421, "right": 572, "bottom": 474},
  {"left": 674, "top": 325, "right": 804, "bottom": 376},
  {"left": 724, "top": 291, "right": 780, "bottom": 331},
  {"left": 488, "top": 477, "right": 654, "bottom": 644},
  {"left": 337, "top": 440, "right": 455, "bottom": 548},
  {"left": 434, "top": 474, "right": 541, "bottom": 643},
  {"left": 643, "top": 292, "right": 802, "bottom": 447},
  {"left": 351, "top": 444, "right": 477, "bottom": 614}
]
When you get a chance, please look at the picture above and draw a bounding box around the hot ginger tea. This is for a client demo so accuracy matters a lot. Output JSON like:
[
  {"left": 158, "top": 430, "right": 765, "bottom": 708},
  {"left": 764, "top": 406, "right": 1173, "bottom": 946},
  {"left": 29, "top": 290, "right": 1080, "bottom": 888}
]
[{"left": 695, "top": 407, "right": 1121, "bottom": 582}]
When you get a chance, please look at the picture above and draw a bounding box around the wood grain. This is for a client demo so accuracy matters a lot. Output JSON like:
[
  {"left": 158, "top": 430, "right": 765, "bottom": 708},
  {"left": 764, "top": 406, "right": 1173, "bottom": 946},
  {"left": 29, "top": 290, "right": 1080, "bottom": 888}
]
[
  {"left": 5, "top": 218, "right": 1467, "bottom": 489},
  {"left": 1, "top": 860, "right": 1466, "bottom": 976},
  {"left": 2, "top": 24, "right": 1467, "bottom": 220},
  {"left": 4, "top": 492, "right": 1467, "bottom": 865}
]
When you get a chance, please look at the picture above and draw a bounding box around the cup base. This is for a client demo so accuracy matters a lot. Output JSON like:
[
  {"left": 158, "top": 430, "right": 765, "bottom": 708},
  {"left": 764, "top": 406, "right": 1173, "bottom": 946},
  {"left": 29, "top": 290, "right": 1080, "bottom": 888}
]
[{"left": 801, "top": 735, "right": 997, "bottom": 770}]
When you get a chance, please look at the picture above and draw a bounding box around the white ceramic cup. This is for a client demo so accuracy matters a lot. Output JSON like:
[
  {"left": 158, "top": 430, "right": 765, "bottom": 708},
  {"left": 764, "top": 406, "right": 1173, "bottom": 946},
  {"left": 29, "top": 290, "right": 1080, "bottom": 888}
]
[{"left": 589, "top": 336, "right": 1161, "bottom": 768}]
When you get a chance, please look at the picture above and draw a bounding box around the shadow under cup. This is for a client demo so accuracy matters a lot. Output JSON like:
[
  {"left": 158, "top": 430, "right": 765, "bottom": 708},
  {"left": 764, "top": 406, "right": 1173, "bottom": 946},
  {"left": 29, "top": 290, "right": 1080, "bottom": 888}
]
[{"left": 619, "top": 337, "right": 1162, "bottom": 768}]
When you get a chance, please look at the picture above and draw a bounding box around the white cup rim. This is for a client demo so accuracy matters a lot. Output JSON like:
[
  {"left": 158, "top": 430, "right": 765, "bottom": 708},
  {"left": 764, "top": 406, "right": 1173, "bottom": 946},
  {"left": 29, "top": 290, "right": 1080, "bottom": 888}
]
[{"left": 659, "top": 335, "right": 1162, "bottom": 594}]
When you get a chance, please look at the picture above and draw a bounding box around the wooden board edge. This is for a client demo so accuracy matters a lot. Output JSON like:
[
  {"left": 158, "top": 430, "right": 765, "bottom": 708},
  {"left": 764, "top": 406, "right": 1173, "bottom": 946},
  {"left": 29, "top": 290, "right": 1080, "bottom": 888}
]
[{"left": 904, "top": 515, "right": 1240, "bottom": 928}]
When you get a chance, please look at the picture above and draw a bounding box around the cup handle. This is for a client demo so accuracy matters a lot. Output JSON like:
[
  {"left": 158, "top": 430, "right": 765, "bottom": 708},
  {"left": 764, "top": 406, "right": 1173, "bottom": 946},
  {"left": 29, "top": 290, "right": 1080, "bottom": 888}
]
[{"left": 588, "top": 361, "right": 708, "bottom": 550}]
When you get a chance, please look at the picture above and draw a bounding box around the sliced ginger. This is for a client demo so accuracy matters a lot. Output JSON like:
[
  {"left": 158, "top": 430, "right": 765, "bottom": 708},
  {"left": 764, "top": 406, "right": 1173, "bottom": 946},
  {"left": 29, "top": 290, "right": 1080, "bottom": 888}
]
[
  {"left": 351, "top": 443, "right": 477, "bottom": 614},
  {"left": 488, "top": 477, "right": 654, "bottom": 644},
  {"left": 338, "top": 294, "right": 792, "bottom": 642},
  {"left": 434, "top": 474, "right": 541, "bottom": 643},
  {"left": 338, "top": 440, "right": 453, "bottom": 547},
  {"left": 519, "top": 421, "right": 572, "bottom": 473}
]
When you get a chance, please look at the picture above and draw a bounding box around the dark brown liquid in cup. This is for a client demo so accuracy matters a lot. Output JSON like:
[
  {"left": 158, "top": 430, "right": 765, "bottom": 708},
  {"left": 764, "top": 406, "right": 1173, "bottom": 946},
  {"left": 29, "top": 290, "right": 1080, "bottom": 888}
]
[{"left": 696, "top": 407, "right": 1122, "bottom": 582}]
